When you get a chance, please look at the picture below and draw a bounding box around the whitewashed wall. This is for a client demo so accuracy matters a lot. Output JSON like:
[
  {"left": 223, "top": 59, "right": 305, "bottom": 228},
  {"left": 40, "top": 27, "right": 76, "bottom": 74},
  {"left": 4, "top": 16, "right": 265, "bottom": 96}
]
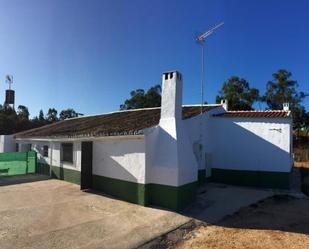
[
  {"left": 144, "top": 120, "right": 198, "bottom": 187},
  {"left": 183, "top": 114, "right": 211, "bottom": 177},
  {"left": 14, "top": 109, "right": 292, "bottom": 186},
  {"left": 182, "top": 106, "right": 226, "bottom": 177},
  {"left": 52, "top": 142, "right": 81, "bottom": 171},
  {"left": 0, "top": 135, "right": 15, "bottom": 152},
  {"left": 144, "top": 106, "right": 225, "bottom": 186},
  {"left": 145, "top": 125, "right": 178, "bottom": 186},
  {"left": 23, "top": 140, "right": 81, "bottom": 171},
  {"left": 93, "top": 137, "right": 146, "bottom": 183},
  {"left": 207, "top": 117, "right": 293, "bottom": 173},
  {"left": 32, "top": 141, "right": 51, "bottom": 164},
  {"left": 144, "top": 71, "right": 200, "bottom": 188}
]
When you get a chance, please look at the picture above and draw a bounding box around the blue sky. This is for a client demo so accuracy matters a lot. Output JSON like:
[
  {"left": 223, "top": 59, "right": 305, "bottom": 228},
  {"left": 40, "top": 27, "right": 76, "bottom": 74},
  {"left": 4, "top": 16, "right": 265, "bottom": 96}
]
[{"left": 0, "top": 0, "right": 308, "bottom": 117}]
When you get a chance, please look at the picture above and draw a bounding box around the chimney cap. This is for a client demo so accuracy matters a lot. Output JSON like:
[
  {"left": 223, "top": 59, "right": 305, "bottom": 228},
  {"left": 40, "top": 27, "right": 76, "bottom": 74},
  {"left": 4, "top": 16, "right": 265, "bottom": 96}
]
[
  {"left": 221, "top": 99, "right": 228, "bottom": 111},
  {"left": 163, "top": 71, "right": 182, "bottom": 80},
  {"left": 283, "top": 102, "right": 290, "bottom": 111},
  {"left": 163, "top": 70, "right": 181, "bottom": 75}
]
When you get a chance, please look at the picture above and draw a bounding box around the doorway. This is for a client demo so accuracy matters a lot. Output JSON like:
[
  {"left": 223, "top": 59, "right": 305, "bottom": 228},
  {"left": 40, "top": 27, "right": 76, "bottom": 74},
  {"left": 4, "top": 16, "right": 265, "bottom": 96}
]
[{"left": 81, "top": 141, "right": 93, "bottom": 190}]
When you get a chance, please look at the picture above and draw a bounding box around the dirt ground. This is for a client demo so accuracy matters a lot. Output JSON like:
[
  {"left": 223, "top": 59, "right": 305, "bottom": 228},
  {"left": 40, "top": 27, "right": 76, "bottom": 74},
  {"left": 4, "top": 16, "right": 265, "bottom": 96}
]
[
  {"left": 2, "top": 173, "right": 309, "bottom": 249},
  {"left": 174, "top": 196, "right": 309, "bottom": 249},
  {"left": 0, "top": 176, "right": 190, "bottom": 249}
]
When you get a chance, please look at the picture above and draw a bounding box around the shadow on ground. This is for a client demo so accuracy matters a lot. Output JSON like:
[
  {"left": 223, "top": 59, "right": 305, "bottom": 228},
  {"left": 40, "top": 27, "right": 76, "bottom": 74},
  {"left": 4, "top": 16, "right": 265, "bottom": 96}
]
[
  {"left": 183, "top": 183, "right": 309, "bottom": 236},
  {"left": 0, "top": 174, "right": 50, "bottom": 186},
  {"left": 142, "top": 184, "right": 309, "bottom": 249},
  {"left": 218, "top": 195, "right": 309, "bottom": 234},
  {"left": 299, "top": 167, "right": 309, "bottom": 196}
]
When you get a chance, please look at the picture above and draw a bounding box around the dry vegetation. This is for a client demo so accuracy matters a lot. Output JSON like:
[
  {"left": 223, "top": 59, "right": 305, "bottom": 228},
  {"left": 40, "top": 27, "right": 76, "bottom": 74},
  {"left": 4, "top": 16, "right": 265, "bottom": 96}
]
[
  {"left": 175, "top": 225, "right": 309, "bottom": 249},
  {"left": 175, "top": 196, "right": 309, "bottom": 249},
  {"left": 172, "top": 140, "right": 309, "bottom": 249},
  {"left": 294, "top": 161, "right": 309, "bottom": 168}
]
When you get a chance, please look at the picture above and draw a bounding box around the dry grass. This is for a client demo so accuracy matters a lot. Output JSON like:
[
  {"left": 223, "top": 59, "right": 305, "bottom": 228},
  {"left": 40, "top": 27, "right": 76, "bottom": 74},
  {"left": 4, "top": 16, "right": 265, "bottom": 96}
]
[
  {"left": 175, "top": 225, "right": 309, "bottom": 249},
  {"left": 175, "top": 196, "right": 309, "bottom": 249},
  {"left": 294, "top": 161, "right": 309, "bottom": 168}
]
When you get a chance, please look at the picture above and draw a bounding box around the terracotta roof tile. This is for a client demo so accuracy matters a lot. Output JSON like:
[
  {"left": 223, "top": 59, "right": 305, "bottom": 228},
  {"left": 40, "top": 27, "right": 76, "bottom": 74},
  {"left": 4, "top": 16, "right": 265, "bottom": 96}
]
[
  {"left": 213, "top": 110, "right": 290, "bottom": 118},
  {"left": 15, "top": 105, "right": 218, "bottom": 139}
]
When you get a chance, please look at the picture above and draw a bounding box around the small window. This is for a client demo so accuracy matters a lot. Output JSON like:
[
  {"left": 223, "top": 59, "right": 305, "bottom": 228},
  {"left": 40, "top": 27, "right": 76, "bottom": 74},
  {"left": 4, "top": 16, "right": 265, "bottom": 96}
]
[
  {"left": 43, "top": 145, "right": 49, "bottom": 157},
  {"left": 61, "top": 143, "right": 73, "bottom": 163}
]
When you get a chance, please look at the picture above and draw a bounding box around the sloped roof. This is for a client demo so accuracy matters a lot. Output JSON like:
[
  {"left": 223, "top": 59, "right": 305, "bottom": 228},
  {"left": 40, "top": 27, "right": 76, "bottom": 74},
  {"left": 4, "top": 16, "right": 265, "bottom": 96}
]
[
  {"left": 213, "top": 110, "right": 291, "bottom": 118},
  {"left": 15, "top": 105, "right": 219, "bottom": 139}
]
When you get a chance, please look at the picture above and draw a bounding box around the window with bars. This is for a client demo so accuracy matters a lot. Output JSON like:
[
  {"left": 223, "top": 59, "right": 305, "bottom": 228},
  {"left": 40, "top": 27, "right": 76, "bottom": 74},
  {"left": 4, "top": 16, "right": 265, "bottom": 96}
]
[
  {"left": 61, "top": 143, "right": 73, "bottom": 163},
  {"left": 43, "top": 145, "right": 49, "bottom": 157}
]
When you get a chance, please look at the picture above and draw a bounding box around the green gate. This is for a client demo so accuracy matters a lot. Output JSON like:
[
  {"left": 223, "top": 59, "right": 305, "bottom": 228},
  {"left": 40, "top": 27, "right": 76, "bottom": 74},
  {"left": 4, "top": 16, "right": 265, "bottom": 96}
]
[{"left": 0, "top": 151, "right": 37, "bottom": 176}]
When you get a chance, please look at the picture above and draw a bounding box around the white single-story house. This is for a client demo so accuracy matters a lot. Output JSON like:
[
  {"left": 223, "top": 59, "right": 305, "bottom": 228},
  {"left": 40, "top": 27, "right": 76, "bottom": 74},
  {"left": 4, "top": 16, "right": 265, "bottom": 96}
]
[{"left": 5, "top": 71, "right": 293, "bottom": 210}]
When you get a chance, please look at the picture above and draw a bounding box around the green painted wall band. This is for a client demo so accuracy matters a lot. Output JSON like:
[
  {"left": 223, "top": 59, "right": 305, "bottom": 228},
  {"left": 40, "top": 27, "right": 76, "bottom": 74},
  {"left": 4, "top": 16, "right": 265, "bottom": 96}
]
[
  {"left": 92, "top": 174, "right": 147, "bottom": 205},
  {"left": 92, "top": 174, "right": 197, "bottom": 211},
  {"left": 36, "top": 163, "right": 50, "bottom": 176},
  {"left": 147, "top": 181, "right": 197, "bottom": 211},
  {"left": 198, "top": 169, "right": 206, "bottom": 185},
  {"left": 211, "top": 168, "right": 291, "bottom": 189},
  {"left": 37, "top": 163, "right": 80, "bottom": 184},
  {"left": 35, "top": 163, "right": 198, "bottom": 211},
  {"left": 51, "top": 165, "right": 81, "bottom": 185}
]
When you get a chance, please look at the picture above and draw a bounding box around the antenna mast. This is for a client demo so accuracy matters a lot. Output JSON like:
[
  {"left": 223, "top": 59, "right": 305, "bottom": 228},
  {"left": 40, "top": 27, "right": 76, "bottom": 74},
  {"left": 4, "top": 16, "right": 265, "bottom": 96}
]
[
  {"left": 6, "top": 75, "right": 13, "bottom": 90},
  {"left": 196, "top": 22, "right": 224, "bottom": 113},
  {"left": 195, "top": 22, "right": 224, "bottom": 176}
]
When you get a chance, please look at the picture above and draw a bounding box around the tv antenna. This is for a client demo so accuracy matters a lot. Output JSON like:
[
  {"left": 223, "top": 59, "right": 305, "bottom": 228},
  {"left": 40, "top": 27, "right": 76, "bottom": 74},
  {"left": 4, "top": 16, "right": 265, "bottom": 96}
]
[
  {"left": 6, "top": 75, "right": 13, "bottom": 90},
  {"left": 195, "top": 22, "right": 224, "bottom": 175},
  {"left": 195, "top": 22, "right": 224, "bottom": 113}
]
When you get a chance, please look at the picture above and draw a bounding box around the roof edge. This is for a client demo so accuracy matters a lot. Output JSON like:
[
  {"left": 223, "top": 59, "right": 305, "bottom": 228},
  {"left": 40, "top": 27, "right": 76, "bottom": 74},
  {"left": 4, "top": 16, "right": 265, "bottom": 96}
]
[
  {"left": 61, "top": 104, "right": 223, "bottom": 121},
  {"left": 213, "top": 110, "right": 291, "bottom": 118}
]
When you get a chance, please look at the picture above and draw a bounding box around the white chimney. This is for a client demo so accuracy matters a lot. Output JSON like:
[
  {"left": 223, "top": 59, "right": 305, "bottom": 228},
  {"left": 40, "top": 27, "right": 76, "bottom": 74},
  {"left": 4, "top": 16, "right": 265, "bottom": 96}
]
[
  {"left": 160, "top": 71, "right": 183, "bottom": 121},
  {"left": 283, "top": 103, "right": 289, "bottom": 111},
  {"left": 145, "top": 70, "right": 198, "bottom": 210},
  {"left": 221, "top": 99, "right": 228, "bottom": 111}
]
